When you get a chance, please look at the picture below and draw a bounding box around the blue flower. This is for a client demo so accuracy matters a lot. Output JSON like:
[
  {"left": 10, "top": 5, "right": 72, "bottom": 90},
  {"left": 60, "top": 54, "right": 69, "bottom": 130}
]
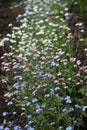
[
  {"left": 41, "top": 104, "right": 46, "bottom": 108},
  {"left": 65, "top": 96, "right": 72, "bottom": 104},
  {"left": 33, "top": 89, "right": 38, "bottom": 94},
  {"left": 32, "top": 98, "right": 38, "bottom": 103},
  {"left": 36, "top": 108, "right": 42, "bottom": 114},
  {"left": 14, "top": 76, "right": 21, "bottom": 80},
  {"left": 68, "top": 107, "right": 74, "bottom": 112},
  {"left": 27, "top": 126, "right": 34, "bottom": 130},
  {"left": 13, "top": 126, "right": 22, "bottom": 130},
  {"left": 47, "top": 60, "right": 51, "bottom": 64},
  {"left": 35, "top": 103, "right": 40, "bottom": 109},
  {"left": 73, "top": 2, "right": 78, "bottom": 5},
  {"left": 54, "top": 86, "right": 60, "bottom": 91},
  {"left": 14, "top": 90, "right": 19, "bottom": 93},
  {"left": 0, "top": 125, "right": 4, "bottom": 130},
  {"left": 50, "top": 122, "right": 55, "bottom": 126},
  {"left": 65, "top": 13, "right": 71, "bottom": 20},
  {"left": 66, "top": 125, "right": 73, "bottom": 130},
  {"left": 45, "top": 94, "right": 50, "bottom": 98},
  {"left": 27, "top": 114, "right": 32, "bottom": 119},
  {"left": 62, "top": 108, "right": 67, "bottom": 112},
  {"left": 2, "top": 112, "right": 8, "bottom": 117},
  {"left": 26, "top": 102, "right": 31, "bottom": 106},
  {"left": 14, "top": 65, "right": 22, "bottom": 69},
  {"left": 7, "top": 101, "right": 13, "bottom": 106},
  {"left": 48, "top": 107, "right": 54, "bottom": 111},
  {"left": 73, "top": 120, "right": 78, "bottom": 124},
  {"left": 50, "top": 89, "right": 54, "bottom": 94},
  {"left": 38, "top": 71, "right": 44, "bottom": 76},
  {"left": 7, "top": 121, "right": 12, "bottom": 127},
  {"left": 44, "top": 47, "right": 49, "bottom": 51},
  {"left": 14, "top": 82, "right": 20, "bottom": 89},
  {"left": 74, "top": 104, "right": 81, "bottom": 109},
  {"left": 36, "top": 64, "right": 40, "bottom": 67},
  {"left": 51, "top": 62, "right": 56, "bottom": 66},
  {"left": 59, "top": 126, "right": 63, "bottom": 129},
  {"left": 40, "top": 123, "right": 43, "bottom": 126},
  {"left": 82, "top": 106, "right": 87, "bottom": 111},
  {"left": 28, "top": 120, "right": 34, "bottom": 125},
  {"left": 66, "top": 99, "right": 72, "bottom": 104},
  {"left": 33, "top": 54, "right": 39, "bottom": 57}
]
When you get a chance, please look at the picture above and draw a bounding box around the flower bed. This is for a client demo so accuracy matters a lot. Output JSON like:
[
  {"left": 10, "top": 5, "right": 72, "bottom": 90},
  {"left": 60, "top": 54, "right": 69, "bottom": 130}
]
[{"left": 0, "top": 0, "right": 87, "bottom": 129}]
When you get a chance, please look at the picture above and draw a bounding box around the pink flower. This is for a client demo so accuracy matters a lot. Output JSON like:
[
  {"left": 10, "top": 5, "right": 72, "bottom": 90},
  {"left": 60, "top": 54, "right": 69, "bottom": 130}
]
[
  {"left": 76, "top": 60, "right": 81, "bottom": 65},
  {"left": 84, "top": 48, "right": 87, "bottom": 51},
  {"left": 1, "top": 79, "right": 7, "bottom": 83},
  {"left": 70, "top": 57, "right": 76, "bottom": 62},
  {"left": 4, "top": 92, "right": 12, "bottom": 97},
  {"left": 57, "top": 72, "right": 62, "bottom": 76},
  {"left": 5, "top": 68, "right": 10, "bottom": 72},
  {"left": 76, "top": 82, "right": 80, "bottom": 85},
  {"left": 85, "top": 69, "right": 87, "bottom": 73},
  {"left": 68, "top": 78, "right": 72, "bottom": 81},
  {"left": 79, "top": 38, "right": 84, "bottom": 42},
  {"left": 13, "top": 112, "right": 16, "bottom": 115},
  {"left": 54, "top": 80, "right": 59, "bottom": 84},
  {"left": 64, "top": 86, "right": 68, "bottom": 89},
  {"left": 76, "top": 73, "right": 80, "bottom": 77}
]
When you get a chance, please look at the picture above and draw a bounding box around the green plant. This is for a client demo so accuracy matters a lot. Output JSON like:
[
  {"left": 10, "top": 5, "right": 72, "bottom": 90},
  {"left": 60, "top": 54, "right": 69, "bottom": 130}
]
[
  {"left": 77, "top": 0, "right": 86, "bottom": 18},
  {"left": 1, "top": 0, "right": 87, "bottom": 129}
]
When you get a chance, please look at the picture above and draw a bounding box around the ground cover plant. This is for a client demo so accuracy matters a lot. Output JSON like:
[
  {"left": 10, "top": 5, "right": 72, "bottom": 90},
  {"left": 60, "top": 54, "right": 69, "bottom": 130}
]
[
  {"left": 0, "top": 0, "right": 87, "bottom": 129},
  {"left": 77, "top": 0, "right": 87, "bottom": 18}
]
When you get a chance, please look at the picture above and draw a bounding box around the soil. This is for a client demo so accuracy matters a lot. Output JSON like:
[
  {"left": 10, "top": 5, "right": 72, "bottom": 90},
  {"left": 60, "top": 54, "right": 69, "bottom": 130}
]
[
  {"left": 0, "top": 0, "right": 26, "bottom": 127},
  {"left": 68, "top": 1, "right": 87, "bottom": 130},
  {"left": 0, "top": 0, "right": 24, "bottom": 38},
  {"left": 68, "top": 1, "right": 87, "bottom": 66}
]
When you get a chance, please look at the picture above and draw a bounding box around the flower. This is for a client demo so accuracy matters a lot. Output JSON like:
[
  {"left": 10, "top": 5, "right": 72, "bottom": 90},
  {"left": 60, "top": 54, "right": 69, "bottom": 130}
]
[
  {"left": 54, "top": 86, "right": 60, "bottom": 91},
  {"left": 36, "top": 108, "right": 42, "bottom": 114},
  {"left": 75, "top": 104, "right": 81, "bottom": 109},
  {"left": 68, "top": 107, "right": 74, "bottom": 112},
  {"left": 27, "top": 114, "right": 32, "bottom": 119},
  {"left": 76, "top": 60, "right": 81, "bottom": 65},
  {"left": 50, "top": 89, "right": 54, "bottom": 94},
  {"left": 1, "top": 78, "right": 7, "bottom": 83},
  {"left": 45, "top": 94, "right": 50, "bottom": 98},
  {"left": 82, "top": 106, "right": 87, "bottom": 111},
  {"left": 59, "top": 126, "right": 63, "bottom": 129},
  {"left": 2, "top": 112, "right": 8, "bottom": 117},
  {"left": 7, "top": 101, "right": 14, "bottom": 106},
  {"left": 41, "top": 104, "right": 46, "bottom": 108},
  {"left": 13, "top": 126, "right": 22, "bottom": 130},
  {"left": 26, "top": 102, "right": 31, "bottom": 106},
  {"left": 50, "top": 122, "right": 55, "bottom": 126},
  {"left": 27, "top": 126, "right": 34, "bottom": 130},
  {"left": 62, "top": 108, "right": 67, "bottom": 112},
  {"left": 0, "top": 125, "right": 4, "bottom": 130},
  {"left": 38, "top": 71, "right": 44, "bottom": 76},
  {"left": 65, "top": 96, "right": 72, "bottom": 104},
  {"left": 66, "top": 125, "right": 73, "bottom": 130},
  {"left": 84, "top": 48, "right": 87, "bottom": 51},
  {"left": 44, "top": 47, "right": 49, "bottom": 51},
  {"left": 32, "top": 98, "right": 38, "bottom": 103}
]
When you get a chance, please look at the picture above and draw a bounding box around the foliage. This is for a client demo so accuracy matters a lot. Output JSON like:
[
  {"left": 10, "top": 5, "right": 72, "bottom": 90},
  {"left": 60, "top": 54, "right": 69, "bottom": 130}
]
[
  {"left": 77, "top": 0, "right": 87, "bottom": 18},
  {"left": 0, "top": 0, "right": 87, "bottom": 129}
]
